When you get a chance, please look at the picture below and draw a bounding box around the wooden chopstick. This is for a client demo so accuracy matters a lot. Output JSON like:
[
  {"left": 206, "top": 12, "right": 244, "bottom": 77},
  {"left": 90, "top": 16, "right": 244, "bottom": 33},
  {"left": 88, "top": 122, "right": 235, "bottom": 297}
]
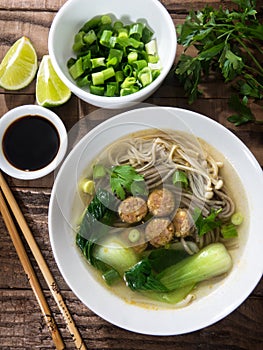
[
  {"left": 0, "top": 172, "right": 87, "bottom": 350},
  {"left": 0, "top": 190, "right": 65, "bottom": 350}
]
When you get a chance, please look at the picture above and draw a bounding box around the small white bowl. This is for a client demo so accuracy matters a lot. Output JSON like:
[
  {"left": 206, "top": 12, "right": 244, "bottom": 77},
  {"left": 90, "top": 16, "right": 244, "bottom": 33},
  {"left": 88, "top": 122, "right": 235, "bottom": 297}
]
[
  {"left": 48, "top": 0, "right": 177, "bottom": 109},
  {"left": 0, "top": 105, "right": 68, "bottom": 180}
]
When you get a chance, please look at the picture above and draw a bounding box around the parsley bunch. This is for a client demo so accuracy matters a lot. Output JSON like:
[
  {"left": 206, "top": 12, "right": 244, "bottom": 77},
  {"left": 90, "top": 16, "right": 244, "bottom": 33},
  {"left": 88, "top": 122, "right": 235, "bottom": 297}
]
[{"left": 175, "top": 0, "right": 263, "bottom": 125}]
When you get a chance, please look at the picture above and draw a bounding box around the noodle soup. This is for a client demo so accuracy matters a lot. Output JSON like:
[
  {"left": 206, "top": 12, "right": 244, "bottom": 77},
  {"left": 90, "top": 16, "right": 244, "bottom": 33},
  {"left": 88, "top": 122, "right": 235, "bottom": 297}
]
[{"left": 74, "top": 129, "right": 249, "bottom": 308}]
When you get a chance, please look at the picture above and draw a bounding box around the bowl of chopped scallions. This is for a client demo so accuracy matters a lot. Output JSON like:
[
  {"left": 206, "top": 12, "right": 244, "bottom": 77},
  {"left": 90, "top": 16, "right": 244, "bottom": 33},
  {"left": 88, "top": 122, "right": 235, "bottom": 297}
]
[{"left": 48, "top": 0, "right": 177, "bottom": 108}]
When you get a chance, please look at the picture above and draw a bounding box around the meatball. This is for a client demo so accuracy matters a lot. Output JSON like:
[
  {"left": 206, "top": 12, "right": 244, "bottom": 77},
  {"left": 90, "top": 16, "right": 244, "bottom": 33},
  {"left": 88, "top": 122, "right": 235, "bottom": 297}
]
[
  {"left": 145, "top": 218, "right": 174, "bottom": 248},
  {"left": 118, "top": 196, "right": 148, "bottom": 223},
  {"left": 147, "top": 188, "right": 175, "bottom": 217},
  {"left": 173, "top": 208, "right": 191, "bottom": 237}
]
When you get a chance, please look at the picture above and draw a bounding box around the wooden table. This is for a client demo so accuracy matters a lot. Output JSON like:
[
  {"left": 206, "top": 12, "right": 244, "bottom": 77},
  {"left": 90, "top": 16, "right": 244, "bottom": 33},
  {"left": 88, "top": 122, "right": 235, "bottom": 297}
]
[{"left": 0, "top": 1, "right": 262, "bottom": 349}]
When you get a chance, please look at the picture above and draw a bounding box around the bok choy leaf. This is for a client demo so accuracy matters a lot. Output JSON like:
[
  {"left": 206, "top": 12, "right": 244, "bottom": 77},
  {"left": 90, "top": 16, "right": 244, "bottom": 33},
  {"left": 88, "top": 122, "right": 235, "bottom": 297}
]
[
  {"left": 76, "top": 188, "right": 117, "bottom": 266},
  {"left": 124, "top": 243, "right": 232, "bottom": 293}
]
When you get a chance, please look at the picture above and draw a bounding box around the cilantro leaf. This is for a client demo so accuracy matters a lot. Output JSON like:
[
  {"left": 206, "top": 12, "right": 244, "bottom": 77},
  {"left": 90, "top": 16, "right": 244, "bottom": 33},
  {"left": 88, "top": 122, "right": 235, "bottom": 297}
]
[
  {"left": 175, "top": 54, "right": 202, "bottom": 104},
  {"left": 228, "top": 94, "right": 255, "bottom": 125},
  {"left": 198, "top": 42, "right": 225, "bottom": 61},
  {"left": 193, "top": 208, "right": 222, "bottom": 236},
  {"left": 110, "top": 165, "right": 145, "bottom": 200},
  {"left": 219, "top": 47, "right": 244, "bottom": 81},
  {"left": 232, "top": 0, "right": 256, "bottom": 11}
]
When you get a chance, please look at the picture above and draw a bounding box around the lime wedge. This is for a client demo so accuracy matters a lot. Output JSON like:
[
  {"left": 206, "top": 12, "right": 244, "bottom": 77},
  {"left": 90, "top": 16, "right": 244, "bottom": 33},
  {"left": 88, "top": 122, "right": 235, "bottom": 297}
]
[
  {"left": 36, "top": 55, "right": 71, "bottom": 107},
  {"left": 0, "top": 36, "right": 38, "bottom": 90}
]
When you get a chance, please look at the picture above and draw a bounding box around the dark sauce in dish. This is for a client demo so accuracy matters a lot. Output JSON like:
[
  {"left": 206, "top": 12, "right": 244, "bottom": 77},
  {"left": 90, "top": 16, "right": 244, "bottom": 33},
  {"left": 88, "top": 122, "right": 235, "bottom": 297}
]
[{"left": 2, "top": 115, "right": 60, "bottom": 171}]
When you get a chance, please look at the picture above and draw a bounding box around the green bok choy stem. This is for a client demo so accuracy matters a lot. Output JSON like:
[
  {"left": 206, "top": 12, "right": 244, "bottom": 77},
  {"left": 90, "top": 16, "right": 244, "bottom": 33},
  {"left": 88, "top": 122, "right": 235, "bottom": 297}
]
[{"left": 158, "top": 243, "right": 232, "bottom": 290}]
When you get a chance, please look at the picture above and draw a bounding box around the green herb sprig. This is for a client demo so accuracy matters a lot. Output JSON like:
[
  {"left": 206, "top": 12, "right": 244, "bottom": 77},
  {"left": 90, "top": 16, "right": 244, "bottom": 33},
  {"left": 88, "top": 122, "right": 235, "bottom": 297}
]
[
  {"left": 175, "top": 0, "right": 263, "bottom": 125},
  {"left": 193, "top": 208, "right": 222, "bottom": 236},
  {"left": 110, "top": 164, "right": 146, "bottom": 200}
]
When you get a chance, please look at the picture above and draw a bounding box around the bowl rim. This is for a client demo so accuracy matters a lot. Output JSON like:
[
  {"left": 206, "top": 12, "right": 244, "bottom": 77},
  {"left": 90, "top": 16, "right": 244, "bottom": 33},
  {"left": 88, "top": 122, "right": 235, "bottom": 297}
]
[
  {"left": 0, "top": 105, "right": 68, "bottom": 180},
  {"left": 48, "top": 106, "right": 263, "bottom": 335},
  {"left": 48, "top": 0, "right": 177, "bottom": 105}
]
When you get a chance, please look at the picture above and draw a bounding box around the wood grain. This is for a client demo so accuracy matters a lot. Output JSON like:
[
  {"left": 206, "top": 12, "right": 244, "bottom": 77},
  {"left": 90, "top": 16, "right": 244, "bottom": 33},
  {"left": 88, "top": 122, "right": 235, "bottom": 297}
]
[
  {"left": 0, "top": 0, "right": 262, "bottom": 348},
  {"left": 0, "top": 190, "right": 65, "bottom": 349},
  {"left": 1, "top": 0, "right": 258, "bottom": 12}
]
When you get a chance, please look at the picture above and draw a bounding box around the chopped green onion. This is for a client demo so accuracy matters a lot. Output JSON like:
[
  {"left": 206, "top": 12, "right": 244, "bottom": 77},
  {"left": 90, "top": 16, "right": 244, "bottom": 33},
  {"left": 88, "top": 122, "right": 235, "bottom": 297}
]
[
  {"left": 128, "top": 229, "right": 141, "bottom": 243},
  {"left": 73, "top": 32, "right": 85, "bottom": 52},
  {"left": 97, "top": 23, "right": 112, "bottom": 39},
  {"left": 67, "top": 57, "right": 76, "bottom": 69},
  {"left": 129, "top": 37, "right": 144, "bottom": 49},
  {"left": 138, "top": 67, "right": 152, "bottom": 87},
  {"left": 148, "top": 54, "right": 159, "bottom": 64},
  {"left": 100, "top": 30, "right": 113, "bottom": 47},
  {"left": 69, "top": 57, "right": 84, "bottom": 80},
  {"left": 101, "top": 14, "right": 112, "bottom": 25},
  {"left": 103, "top": 66, "right": 115, "bottom": 80},
  {"left": 142, "top": 26, "right": 154, "bottom": 43},
  {"left": 117, "top": 27, "right": 129, "bottom": 38},
  {"left": 115, "top": 70, "right": 124, "bottom": 82},
  {"left": 90, "top": 57, "right": 105, "bottom": 69},
  {"left": 231, "top": 212, "right": 244, "bottom": 226},
  {"left": 128, "top": 51, "right": 138, "bottom": 64},
  {"left": 121, "top": 76, "right": 137, "bottom": 88},
  {"left": 83, "top": 30, "right": 97, "bottom": 46},
  {"left": 145, "top": 39, "right": 157, "bottom": 55},
  {"left": 105, "top": 82, "right": 119, "bottom": 96},
  {"left": 92, "top": 71, "right": 104, "bottom": 85},
  {"left": 68, "top": 14, "right": 161, "bottom": 97},
  {"left": 80, "top": 16, "right": 101, "bottom": 32},
  {"left": 122, "top": 63, "right": 133, "bottom": 77},
  {"left": 109, "top": 36, "right": 117, "bottom": 48},
  {"left": 221, "top": 223, "right": 238, "bottom": 239},
  {"left": 116, "top": 37, "right": 143, "bottom": 49},
  {"left": 107, "top": 56, "right": 118, "bottom": 67},
  {"left": 152, "top": 69, "right": 161, "bottom": 80},
  {"left": 113, "top": 21, "right": 123, "bottom": 32},
  {"left": 93, "top": 164, "right": 107, "bottom": 179},
  {"left": 82, "top": 52, "right": 92, "bottom": 70},
  {"left": 107, "top": 48, "right": 123, "bottom": 66},
  {"left": 79, "top": 179, "right": 95, "bottom": 194},
  {"left": 129, "top": 22, "right": 144, "bottom": 40},
  {"left": 172, "top": 170, "right": 189, "bottom": 188},
  {"left": 132, "top": 60, "right": 147, "bottom": 72},
  {"left": 120, "top": 86, "right": 139, "bottom": 96},
  {"left": 76, "top": 75, "right": 90, "bottom": 87},
  {"left": 90, "top": 85, "right": 104, "bottom": 95},
  {"left": 92, "top": 66, "right": 115, "bottom": 85}
]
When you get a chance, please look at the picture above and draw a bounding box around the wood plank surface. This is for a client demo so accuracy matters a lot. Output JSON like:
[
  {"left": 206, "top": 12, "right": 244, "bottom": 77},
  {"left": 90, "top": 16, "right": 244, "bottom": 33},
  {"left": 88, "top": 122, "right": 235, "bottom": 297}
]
[
  {"left": 0, "top": 0, "right": 262, "bottom": 349},
  {"left": 0, "top": 1, "right": 240, "bottom": 11}
]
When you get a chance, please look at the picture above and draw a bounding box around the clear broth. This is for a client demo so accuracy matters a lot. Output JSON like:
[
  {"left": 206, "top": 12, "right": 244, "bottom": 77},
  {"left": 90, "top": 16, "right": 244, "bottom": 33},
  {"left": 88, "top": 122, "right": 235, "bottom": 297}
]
[{"left": 73, "top": 129, "right": 249, "bottom": 309}]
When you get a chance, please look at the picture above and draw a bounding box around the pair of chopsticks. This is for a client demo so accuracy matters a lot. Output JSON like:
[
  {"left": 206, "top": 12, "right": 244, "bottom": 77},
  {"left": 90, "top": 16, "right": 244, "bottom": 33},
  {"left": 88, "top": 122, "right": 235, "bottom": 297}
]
[{"left": 0, "top": 172, "right": 87, "bottom": 350}]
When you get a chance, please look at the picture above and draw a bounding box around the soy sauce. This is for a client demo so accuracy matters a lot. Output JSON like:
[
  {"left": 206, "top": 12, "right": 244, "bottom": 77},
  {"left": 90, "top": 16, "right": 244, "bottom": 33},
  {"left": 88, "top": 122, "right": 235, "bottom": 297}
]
[{"left": 2, "top": 115, "right": 60, "bottom": 171}]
